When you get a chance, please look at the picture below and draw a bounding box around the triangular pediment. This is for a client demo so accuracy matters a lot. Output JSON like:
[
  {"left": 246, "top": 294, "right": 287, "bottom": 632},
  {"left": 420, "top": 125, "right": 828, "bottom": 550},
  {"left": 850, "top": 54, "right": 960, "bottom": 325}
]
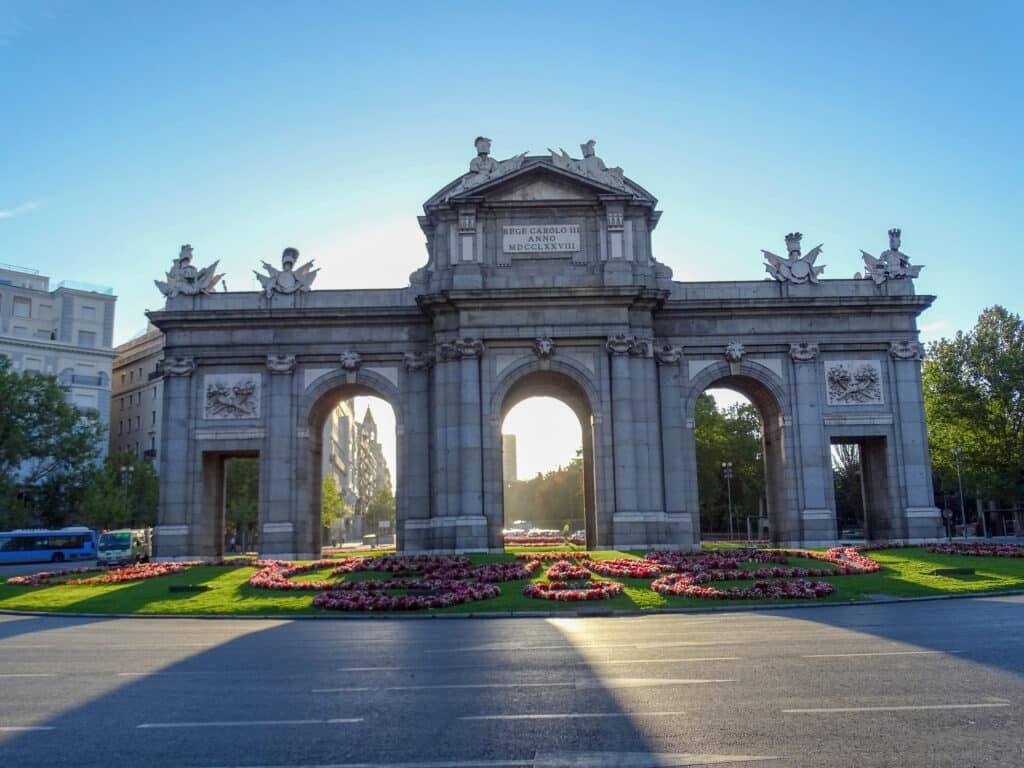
[{"left": 425, "top": 157, "right": 655, "bottom": 210}]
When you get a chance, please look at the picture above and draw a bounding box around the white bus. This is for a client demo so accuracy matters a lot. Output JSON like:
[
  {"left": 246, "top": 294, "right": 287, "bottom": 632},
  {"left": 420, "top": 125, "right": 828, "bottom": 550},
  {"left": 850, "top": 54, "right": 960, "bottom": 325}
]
[{"left": 97, "top": 528, "right": 152, "bottom": 566}]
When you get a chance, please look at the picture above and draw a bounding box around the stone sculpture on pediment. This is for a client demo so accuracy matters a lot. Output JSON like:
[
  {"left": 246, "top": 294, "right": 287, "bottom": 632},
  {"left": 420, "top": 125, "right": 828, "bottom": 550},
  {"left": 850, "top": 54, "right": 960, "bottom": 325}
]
[
  {"left": 763, "top": 232, "right": 825, "bottom": 285},
  {"left": 452, "top": 137, "right": 528, "bottom": 195},
  {"left": 155, "top": 245, "right": 223, "bottom": 298},
  {"left": 725, "top": 342, "right": 746, "bottom": 363},
  {"left": 860, "top": 229, "right": 922, "bottom": 285},
  {"left": 789, "top": 342, "right": 820, "bottom": 362},
  {"left": 548, "top": 139, "right": 628, "bottom": 191},
  {"left": 256, "top": 247, "right": 318, "bottom": 298}
]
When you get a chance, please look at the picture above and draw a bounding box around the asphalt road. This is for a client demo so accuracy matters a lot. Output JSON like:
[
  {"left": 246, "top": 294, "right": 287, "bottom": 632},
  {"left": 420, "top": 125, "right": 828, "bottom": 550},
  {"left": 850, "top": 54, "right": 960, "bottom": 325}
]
[{"left": 0, "top": 596, "right": 1022, "bottom": 768}]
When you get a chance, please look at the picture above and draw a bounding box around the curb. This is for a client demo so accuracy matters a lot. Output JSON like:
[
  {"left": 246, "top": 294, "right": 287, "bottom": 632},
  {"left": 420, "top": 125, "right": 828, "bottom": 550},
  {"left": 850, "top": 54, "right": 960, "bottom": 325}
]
[{"left": 2, "top": 588, "right": 1023, "bottom": 622}]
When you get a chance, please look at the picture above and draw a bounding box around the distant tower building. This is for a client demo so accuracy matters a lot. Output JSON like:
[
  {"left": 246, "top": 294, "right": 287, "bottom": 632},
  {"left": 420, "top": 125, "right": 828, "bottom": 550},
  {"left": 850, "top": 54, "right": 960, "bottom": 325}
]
[{"left": 502, "top": 434, "right": 518, "bottom": 484}]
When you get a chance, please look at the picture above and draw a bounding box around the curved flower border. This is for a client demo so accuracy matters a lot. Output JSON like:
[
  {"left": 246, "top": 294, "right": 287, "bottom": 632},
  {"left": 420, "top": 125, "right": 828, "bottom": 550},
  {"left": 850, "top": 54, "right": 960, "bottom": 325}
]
[
  {"left": 545, "top": 560, "right": 592, "bottom": 581},
  {"left": 523, "top": 579, "right": 623, "bottom": 602}
]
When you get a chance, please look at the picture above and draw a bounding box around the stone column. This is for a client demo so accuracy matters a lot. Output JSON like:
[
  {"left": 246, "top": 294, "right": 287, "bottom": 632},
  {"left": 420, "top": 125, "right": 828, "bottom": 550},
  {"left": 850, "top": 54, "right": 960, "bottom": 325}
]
[
  {"left": 607, "top": 335, "right": 639, "bottom": 532},
  {"left": 455, "top": 338, "right": 487, "bottom": 548},
  {"left": 401, "top": 352, "right": 434, "bottom": 551},
  {"left": 789, "top": 343, "right": 835, "bottom": 545},
  {"left": 889, "top": 341, "right": 942, "bottom": 539},
  {"left": 263, "top": 354, "right": 300, "bottom": 557},
  {"left": 154, "top": 356, "right": 196, "bottom": 558},
  {"left": 655, "top": 344, "right": 694, "bottom": 548}
]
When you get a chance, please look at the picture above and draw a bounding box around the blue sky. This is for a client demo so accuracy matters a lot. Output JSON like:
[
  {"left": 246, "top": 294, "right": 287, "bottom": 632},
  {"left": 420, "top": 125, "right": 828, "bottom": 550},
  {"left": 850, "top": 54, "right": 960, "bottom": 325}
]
[{"left": 2, "top": 0, "right": 1021, "bottom": 349}]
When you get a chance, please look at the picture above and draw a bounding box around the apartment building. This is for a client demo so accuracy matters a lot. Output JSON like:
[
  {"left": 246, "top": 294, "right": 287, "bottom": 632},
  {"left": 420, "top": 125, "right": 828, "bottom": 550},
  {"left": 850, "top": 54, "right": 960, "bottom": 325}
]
[{"left": 110, "top": 324, "right": 164, "bottom": 464}]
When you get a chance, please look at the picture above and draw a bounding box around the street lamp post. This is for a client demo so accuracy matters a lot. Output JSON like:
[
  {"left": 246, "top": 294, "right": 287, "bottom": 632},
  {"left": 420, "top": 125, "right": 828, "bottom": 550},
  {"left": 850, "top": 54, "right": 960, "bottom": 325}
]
[
  {"left": 722, "top": 462, "right": 734, "bottom": 539},
  {"left": 952, "top": 447, "right": 967, "bottom": 539}
]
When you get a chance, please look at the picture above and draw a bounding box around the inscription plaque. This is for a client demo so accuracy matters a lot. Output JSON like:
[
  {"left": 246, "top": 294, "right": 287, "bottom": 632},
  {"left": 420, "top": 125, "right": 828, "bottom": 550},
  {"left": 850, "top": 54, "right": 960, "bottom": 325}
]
[{"left": 502, "top": 224, "right": 580, "bottom": 254}]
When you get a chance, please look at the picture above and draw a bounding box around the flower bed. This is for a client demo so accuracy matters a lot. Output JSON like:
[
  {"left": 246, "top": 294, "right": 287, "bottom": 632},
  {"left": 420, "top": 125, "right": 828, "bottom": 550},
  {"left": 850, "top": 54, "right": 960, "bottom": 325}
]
[
  {"left": 7, "top": 561, "right": 201, "bottom": 587},
  {"left": 584, "top": 558, "right": 663, "bottom": 579},
  {"left": 545, "top": 560, "right": 592, "bottom": 581},
  {"left": 312, "top": 579, "right": 500, "bottom": 611},
  {"left": 925, "top": 542, "right": 1024, "bottom": 558},
  {"left": 471, "top": 561, "right": 542, "bottom": 582},
  {"left": 645, "top": 549, "right": 789, "bottom": 573},
  {"left": 249, "top": 560, "right": 342, "bottom": 591},
  {"left": 504, "top": 536, "right": 586, "bottom": 546},
  {"left": 652, "top": 574, "right": 834, "bottom": 600},
  {"left": 523, "top": 579, "right": 623, "bottom": 601},
  {"left": 514, "top": 551, "right": 591, "bottom": 562}
]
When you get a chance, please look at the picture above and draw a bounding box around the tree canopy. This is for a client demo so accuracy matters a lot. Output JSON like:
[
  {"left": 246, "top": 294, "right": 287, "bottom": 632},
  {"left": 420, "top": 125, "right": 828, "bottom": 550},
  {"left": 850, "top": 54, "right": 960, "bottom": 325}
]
[
  {"left": 0, "top": 361, "right": 106, "bottom": 527},
  {"left": 79, "top": 451, "right": 159, "bottom": 531},
  {"left": 923, "top": 305, "right": 1024, "bottom": 505}
]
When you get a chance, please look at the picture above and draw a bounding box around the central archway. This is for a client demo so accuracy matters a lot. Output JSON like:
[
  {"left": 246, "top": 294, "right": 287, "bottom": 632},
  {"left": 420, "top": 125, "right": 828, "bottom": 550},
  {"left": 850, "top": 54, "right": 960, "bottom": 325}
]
[
  {"left": 684, "top": 361, "right": 795, "bottom": 545},
  {"left": 492, "top": 367, "right": 599, "bottom": 550}
]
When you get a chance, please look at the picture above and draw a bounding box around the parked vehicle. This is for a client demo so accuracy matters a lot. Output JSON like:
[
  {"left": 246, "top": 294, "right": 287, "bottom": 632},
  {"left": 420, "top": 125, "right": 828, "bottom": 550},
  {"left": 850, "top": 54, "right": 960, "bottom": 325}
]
[
  {"left": 97, "top": 528, "right": 152, "bottom": 565},
  {"left": 0, "top": 527, "right": 96, "bottom": 564}
]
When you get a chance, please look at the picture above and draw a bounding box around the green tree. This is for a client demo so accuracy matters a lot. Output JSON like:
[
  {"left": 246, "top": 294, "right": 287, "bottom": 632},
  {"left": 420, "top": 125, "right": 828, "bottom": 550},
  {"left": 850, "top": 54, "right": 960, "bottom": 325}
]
[
  {"left": 366, "top": 484, "right": 396, "bottom": 533},
  {"left": 321, "top": 478, "right": 350, "bottom": 532},
  {"left": 224, "top": 457, "right": 259, "bottom": 550},
  {"left": 79, "top": 451, "right": 159, "bottom": 531},
  {"left": 923, "top": 306, "right": 1024, "bottom": 507},
  {"left": 0, "top": 362, "right": 105, "bottom": 526},
  {"left": 831, "top": 443, "right": 864, "bottom": 535},
  {"left": 694, "top": 393, "right": 765, "bottom": 536}
]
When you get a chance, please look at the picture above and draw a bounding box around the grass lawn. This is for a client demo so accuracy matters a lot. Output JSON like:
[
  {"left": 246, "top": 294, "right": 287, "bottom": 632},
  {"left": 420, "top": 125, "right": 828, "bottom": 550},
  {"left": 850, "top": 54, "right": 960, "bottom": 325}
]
[{"left": 1, "top": 547, "right": 1022, "bottom": 617}]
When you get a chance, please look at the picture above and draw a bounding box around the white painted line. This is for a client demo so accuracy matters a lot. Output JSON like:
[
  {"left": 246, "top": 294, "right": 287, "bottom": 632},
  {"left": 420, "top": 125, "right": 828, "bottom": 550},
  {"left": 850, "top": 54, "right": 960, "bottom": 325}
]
[
  {"left": 384, "top": 683, "right": 574, "bottom": 691},
  {"left": 337, "top": 666, "right": 393, "bottom": 672},
  {"left": 426, "top": 640, "right": 741, "bottom": 654},
  {"left": 0, "top": 673, "right": 57, "bottom": 678},
  {"left": 783, "top": 703, "right": 1011, "bottom": 714},
  {"left": 592, "top": 657, "right": 741, "bottom": 665},
  {"left": 0, "top": 725, "right": 56, "bottom": 732},
  {"left": 311, "top": 687, "right": 374, "bottom": 693},
  {"left": 803, "top": 651, "right": 962, "bottom": 658},
  {"left": 461, "top": 711, "right": 690, "bottom": 721},
  {"left": 577, "top": 678, "right": 735, "bottom": 689},
  {"left": 535, "top": 751, "right": 780, "bottom": 766},
  {"left": 201, "top": 760, "right": 530, "bottom": 768},
  {"left": 136, "top": 718, "right": 364, "bottom": 729},
  {"left": 0, "top": 645, "right": 52, "bottom": 650}
]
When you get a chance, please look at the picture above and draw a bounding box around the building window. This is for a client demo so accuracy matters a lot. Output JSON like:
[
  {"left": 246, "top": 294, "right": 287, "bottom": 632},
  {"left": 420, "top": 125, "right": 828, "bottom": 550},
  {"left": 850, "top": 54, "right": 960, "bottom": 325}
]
[
  {"left": 24, "top": 357, "right": 42, "bottom": 373},
  {"left": 121, "top": 373, "right": 126, "bottom": 385},
  {"left": 152, "top": 387, "right": 157, "bottom": 400},
  {"left": 78, "top": 330, "right": 96, "bottom": 347},
  {"left": 118, "top": 421, "right": 123, "bottom": 435},
  {"left": 151, "top": 410, "right": 156, "bottom": 425},
  {"left": 13, "top": 297, "right": 30, "bottom": 318},
  {"left": 129, "top": 370, "right": 134, "bottom": 383},
  {"left": 81, "top": 305, "right": 96, "bottom": 321},
  {"left": 120, "top": 397, "right": 124, "bottom": 411},
  {"left": 135, "top": 415, "right": 140, "bottom": 431}
]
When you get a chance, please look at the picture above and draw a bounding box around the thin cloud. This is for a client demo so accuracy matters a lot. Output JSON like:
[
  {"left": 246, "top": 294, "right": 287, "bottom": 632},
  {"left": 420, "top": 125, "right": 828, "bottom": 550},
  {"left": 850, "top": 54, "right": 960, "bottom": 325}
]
[
  {"left": 919, "top": 320, "right": 949, "bottom": 333},
  {"left": 0, "top": 201, "right": 39, "bottom": 220}
]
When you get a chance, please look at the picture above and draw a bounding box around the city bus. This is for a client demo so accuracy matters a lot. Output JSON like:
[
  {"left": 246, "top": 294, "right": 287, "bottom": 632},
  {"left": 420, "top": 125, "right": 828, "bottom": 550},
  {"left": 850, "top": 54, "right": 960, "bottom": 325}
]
[{"left": 0, "top": 527, "right": 97, "bottom": 564}]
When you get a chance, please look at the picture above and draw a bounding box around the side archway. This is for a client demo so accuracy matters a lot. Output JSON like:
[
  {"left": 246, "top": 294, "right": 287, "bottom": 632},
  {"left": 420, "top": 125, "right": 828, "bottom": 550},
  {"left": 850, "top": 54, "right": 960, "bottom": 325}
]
[{"left": 295, "top": 368, "right": 405, "bottom": 555}]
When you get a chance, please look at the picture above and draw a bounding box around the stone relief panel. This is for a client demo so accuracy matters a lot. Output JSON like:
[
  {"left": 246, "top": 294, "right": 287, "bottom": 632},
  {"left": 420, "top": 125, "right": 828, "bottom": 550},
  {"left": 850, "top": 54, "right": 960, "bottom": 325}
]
[
  {"left": 204, "top": 373, "right": 261, "bottom": 419},
  {"left": 824, "top": 360, "right": 884, "bottom": 406}
]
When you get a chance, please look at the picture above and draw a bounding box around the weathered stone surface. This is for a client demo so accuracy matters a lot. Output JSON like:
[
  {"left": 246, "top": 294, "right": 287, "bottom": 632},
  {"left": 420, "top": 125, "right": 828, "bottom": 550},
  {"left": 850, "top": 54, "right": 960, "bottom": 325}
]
[{"left": 149, "top": 139, "right": 941, "bottom": 558}]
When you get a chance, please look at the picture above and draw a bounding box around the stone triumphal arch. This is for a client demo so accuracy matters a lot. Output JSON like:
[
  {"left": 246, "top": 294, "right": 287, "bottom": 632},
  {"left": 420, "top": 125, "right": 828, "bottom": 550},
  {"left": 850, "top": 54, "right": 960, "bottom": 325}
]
[{"left": 150, "top": 138, "right": 942, "bottom": 558}]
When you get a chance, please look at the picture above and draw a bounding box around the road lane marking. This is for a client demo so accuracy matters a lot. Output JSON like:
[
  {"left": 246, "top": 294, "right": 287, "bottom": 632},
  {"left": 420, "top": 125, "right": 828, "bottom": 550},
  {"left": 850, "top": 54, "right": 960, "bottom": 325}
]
[
  {"left": 0, "top": 673, "right": 57, "bottom": 678},
  {"left": 460, "top": 711, "right": 689, "bottom": 721},
  {"left": 136, "top": 718, "right": 364, "bottom": 729},
  {"left": 200, "top": 754, "right": 779, "bottom": 768},
  {"left": 336, "top": 657, "right": 740, "bottom": 673},
  {"left": 802, "top": 651, "right": 962, "bottom": 658},
  {"left": 425, "top": 641, "right": 741, "bottom": 654},
  {"left": 783, "top": 702, "right": 1010, "bottom": 714},
  {"left": 0, "top": 726, "right": 56, "bottom": 732},
  {"left": 203, "top": 760, "right": 531, "bottom": 767},
  {"left": 314, "top": 678, "right": 732, "bottom": 694}
]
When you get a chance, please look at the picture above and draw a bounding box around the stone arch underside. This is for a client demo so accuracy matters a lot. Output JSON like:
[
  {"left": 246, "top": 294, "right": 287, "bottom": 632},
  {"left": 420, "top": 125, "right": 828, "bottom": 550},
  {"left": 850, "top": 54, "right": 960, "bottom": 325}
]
[
  {"left": 491, "top": 362, "right": 601, "bottom": 549},
  {"left": 683, "top": 361, "right": 796, "bottom": 545}
]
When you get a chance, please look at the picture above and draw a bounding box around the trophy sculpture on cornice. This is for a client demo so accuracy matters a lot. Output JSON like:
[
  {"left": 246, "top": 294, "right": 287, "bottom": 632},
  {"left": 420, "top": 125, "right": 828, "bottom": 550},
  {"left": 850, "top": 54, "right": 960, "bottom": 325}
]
[
  {"left": 762, "top": 232, "right": 825, "bottom": 285},
  {"left": 155, "top": 244, "right": 223, "bottom": 298},
  {"left": 255, "top": 247, "right": 319, "bottom": 298}
]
